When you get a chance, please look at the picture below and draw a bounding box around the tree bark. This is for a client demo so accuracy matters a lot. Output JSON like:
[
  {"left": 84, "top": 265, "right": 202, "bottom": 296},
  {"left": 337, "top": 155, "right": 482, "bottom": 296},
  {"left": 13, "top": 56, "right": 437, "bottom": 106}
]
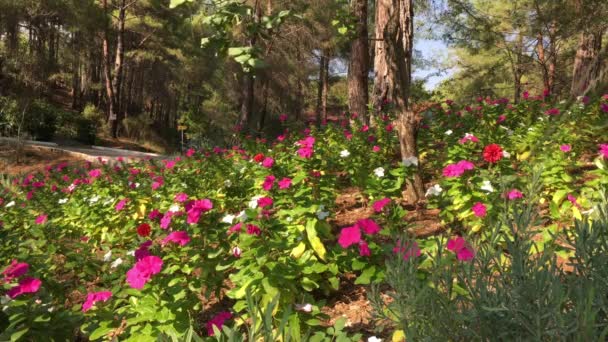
[
  {"left": 548, "top": 21, "right": 557, "bottom": 93},
  {"left": 110, "top": 0, "right": 127, "bottom": 138},
  {"left": 316, "top": 51, "right": 326, "bottom": 126},
  {"left": 571, "top": 29, "right": 604, "bottom": 97},
  {"left": 322, "top": 49, "right": 329, "bottom": 122},
  {"left": 348, "top": 0, "right": 369, "bottom": 123},
  {"left": 536, "top": 32, "right": 550, "bottom": 92},
  {"left": 101, "top": 0, "right": 117, "bottom": 137},
  {"left": 238, "top": 1, "right": 262, "bottom": 132},
  {"left": 373, "top": 0, "right": 424, "bottom": 203}
]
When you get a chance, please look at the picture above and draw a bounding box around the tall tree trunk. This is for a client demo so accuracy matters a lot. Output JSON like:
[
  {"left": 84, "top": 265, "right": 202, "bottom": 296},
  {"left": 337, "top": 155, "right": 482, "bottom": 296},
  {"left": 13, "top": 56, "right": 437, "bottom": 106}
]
[
  {"left": 322, "top": 49, "right": 329, "bottom": 122},
  {"left": 548, "top": 21, "right": 557, "bottom": 93},
  {"left": 239, "top": 1, "right": 262, "bottom": 131},
  {"left": 71, "top": 32, "right": 81, "bottom": 110},
  {"left": 316, "top": 51, "right": 326, "bottom": 126},
  {"left": 110, "top": 0, "right": 127, "bottom": 138},
  {"left": 513, "top": 32, "right": 524, "bottom": 103},
  {"left": 102, "top": 0, "right": 117, "bottom": 137},
  {"left": 571, "top": 29, "right": 604, "bottom": 97},
  {"left": 348, "top": 0, "right": 369, "bottom": 123},
  {"left": 374, "top": 0, "right": 424, "bottom": 203},
  {"left": 536, "top": 32, "right": 550, "bottom": 92}
]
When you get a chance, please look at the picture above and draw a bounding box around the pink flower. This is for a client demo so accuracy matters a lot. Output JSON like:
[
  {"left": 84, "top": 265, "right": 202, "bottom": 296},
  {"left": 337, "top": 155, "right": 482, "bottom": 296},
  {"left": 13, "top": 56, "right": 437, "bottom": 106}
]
[
  {"left": 149, "top": 209, "right": 162, "bottom": 221},
  {"left": 246, "top": 224, "right": 261, "bottom": 236},
  {"left": 174, "top": 193, "right": 188, "bottom": 203},
  {"left": 115, "top": 199, "right": 128, "bottom": 211},
  {"left": 35, "top": 214, "right": 48, "bottom": 225},
  {"left": 162, "top": 231, "right": 191, "bottom": 246},
  {"left": 297, "top": 147, "right": 313, "bottom": 159},
  {"left": 358, "top": 241, "right": 371, "bottom": 256},
  {"left": 82, "top": 291, "right": 112, "bottom": 312},
  {"left": 135, "top": 240, "right": 153, "bottom": 261},
  {"left": 567, "top": 194, "right": 582, "bottom": 209},
  {"left": 186, "top": 199, "right": 213, "bottom": 224},
  {"left": 393, "top": 241, "right": 421, "bottom": 261},
  {"left": 544, "top": 108, "right": 560, "bottom": 116},
  {"left": 278, "top": 177, "right": 292, "bottom": 189},
  {"left": 599, "top": 144, "right": 608, "bottom": 158},
  {"left": 601, "top": 103, "right": 608, "bottom": 113},
  {"left": 88, "top": 169, "right": 102, "bottom": 178},
  {"left": 231, "top": 246, "right": 242, "bottom": 258},
  {"left": 228, "top": 222, "right": 243, "bottom": 234},
  {"left": 458, "top": 133, "right": 479, "bottom": 144},
  {"left": 372, "top": 145, "right": 380, "bottom": 153},
  {"left": 372, "top": 198, "right": 391, "bottom": 213},
  {"left": 338, "top": 226, "right": 361, "bottom": 248},
  {"left": 263, "top": 175, "right": 276, "bottom": 191},
  {"left": 163, "top": 160, "right": 176, "bottom": 169},
  {"left": 206, "top": 311, "right": 232, "bottom": 336},
  {"left": 262, "top": 157, "right": 275, "bottom": 168},
  {"left": 257, "top": 197, "right": 273, "bottom": 208},
  {"left": 356, "top": 218, "right": 381, "bottom": 235},
  {"left": 7, "top": 277, "right": 42, "bottom": 298},
  {"left": 2, "top": 260, "right": 29, "bottom": 282},
  {"left": 446, "top": 237, "right": 475, "bottom": 261},
  {"left": 497, "top": 115, "right": 506, "bottom": 123},
  {"left": 507, "top": 189, "right": 523, "bottom": 200},
  {"left": 471, "top": 202, "right": 487, "bottom": 218},
  {"left": 160, "top": 212, "right": 173, "bottom": 229},
  {"left": 186, "top": 148, "right": 196, "bottom": 157},
  {"left": 126, "top": 255, "right": 163, "bottom": 289},
  {"left": 442, "top": 160, "right": 475, "bottom": 178},
  {"left": 560, "top": 144, "right": 571, "bottom": 152},
  {"left": 297, "top": 137, "right": 315, "bottom": 159},
  {"left": 279, "top": 114, "right": 288, "bottom": 122}
]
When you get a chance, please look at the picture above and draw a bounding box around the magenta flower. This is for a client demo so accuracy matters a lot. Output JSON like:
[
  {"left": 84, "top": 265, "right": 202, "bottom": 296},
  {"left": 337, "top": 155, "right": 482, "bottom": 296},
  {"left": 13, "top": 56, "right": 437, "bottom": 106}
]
[
  {"left": 257, "top": 197, "right": 273, "bottom": 208},
  {"left": 206, "top": 311, "right": 232, "bottom": 336},
  {"left": 82, "top": 291, "right": 112, "bottom": 312},
  {"left": 567, "top": 194, "right": 582, "bottom": 209},
  {"left": 262, "top": 157, "right": 275, "bottom": 168},
  {"left": 393, "top": 241, "right": 421, "bottom": 261},
  {"left": 134, "top": 241, "right": 152, "bottom": 261},
  {"left": 186, "top": 148, "right": 196, "bottom": 157},
  {"left": 35, "top": 214, "right": 48, "bottom": 225},
  {"left": 357, "top": 218, "right": 381, "bottom": 235},
  {"left": 471, "top": 202, "right": 487, "bottom": 218},
  {"left": 2, "top": 260, "right": 29, "bottom": 282},
  {"left": 162, "top": 231, "right": 191, "bottom": 246},
  {"left": 115, "top": 199, "right": 128, "bottom": 211},
  {"left": 443, "top": 160, "right": 475, "bottom": 178},
  {"left": 560, "top": 144, "right": 571, "bottom": 152},
  {"left": 7, "top": 277, "right": 42, "bottom": 298},
  {"left": 278, "top": 177, "right": 292, "bottom": 189},
  {"left": 497, "top": 115, "right": 506, "bottom": 123},
  {"left": 458, "top": 133, "right": 479, "bottom": 144},
  {"left": 544, "top": 108, "right": 560, "bottom": 116},
  {"left": 338, "top": 226, "right": 361, "bottom": 248},
  {"left": 186, "top": 199, "right": 213, "bottom": 224},
  {"left": 88, "top": 169, "right": 102, "bottom": 178},
  {"left": 507, "top": 189, "right": 524, "bottom": 200},
  {"left": 228, "top": 222, "right": 243, "bottom": 234},
  {"left": 160, "top": 212, "right": 173, "bottom": 229},
  {"left": 297, "top": 137, "right": 315, "bottom": 158},
  {"left": 163, "top": 160, "right": 176, "bottom": 169},
  {"left": 446, "top": 237, "right": 475, "bottom": 261},
  {"left": 279, "top": 114, "right": 288, "bottom": 122},
  {"left": 372, "top": 198, "right": 391, "bottom": 213},
  {"left": 174, "top": 193, "right": 188, "bottom": 203},
  {"left": 372, "top": 145, "right": 380, "bottom": 152},
  {"left": 599, "top": 144, "right": 608, "bottom": 159},
  {"left": 263, "top": 175, "right": 276, "bottom": 191},
  {"left": 358, "top": 241, "right": 371, "bottom": 256},
  {"left": 246, "top": 224, "right": 261, "bottom": 236},
  {"left": 126, "top": 255, "right": 163, "bottom": 289},
  {"left": 297, "top": 147, "right": 313, "bottom": 159},
  {"left": 601, "top": 103, "right": 608, "bottom": 113}
]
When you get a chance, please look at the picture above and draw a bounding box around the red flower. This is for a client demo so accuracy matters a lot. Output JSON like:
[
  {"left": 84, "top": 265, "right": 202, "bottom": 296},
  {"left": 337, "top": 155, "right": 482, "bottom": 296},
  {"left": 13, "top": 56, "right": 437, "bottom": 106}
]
[
  {"left": 483, "top": 144, "right": 503, "bottom": 163},
  {"left": 253, "top": 153, "right": 265, "bottom": 163},
  {"left": 137, "top": 223, "right": 151, "bottom": 237}
]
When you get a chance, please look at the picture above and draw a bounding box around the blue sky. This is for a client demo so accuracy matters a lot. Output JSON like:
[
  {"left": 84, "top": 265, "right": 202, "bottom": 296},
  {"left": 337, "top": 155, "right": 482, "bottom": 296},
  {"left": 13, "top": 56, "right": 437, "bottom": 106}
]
[{"left": 413, "top": 39, "right": 453, "bottom": 90}]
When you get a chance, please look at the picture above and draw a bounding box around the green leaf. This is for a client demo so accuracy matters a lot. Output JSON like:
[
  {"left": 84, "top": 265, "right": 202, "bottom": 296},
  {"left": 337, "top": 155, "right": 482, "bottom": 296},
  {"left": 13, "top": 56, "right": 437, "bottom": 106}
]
[
  {"left": 306, "top": 219, "right": 327, "bottom": 261},
  {"left": 169, "top": 0, "right": 190, "bottom": 9},
  {"left": 354, "top": 266, "right": 376, "bottom": 285},
  {"left": 10, "top": 327, "right": 29, "bottom": 342}
]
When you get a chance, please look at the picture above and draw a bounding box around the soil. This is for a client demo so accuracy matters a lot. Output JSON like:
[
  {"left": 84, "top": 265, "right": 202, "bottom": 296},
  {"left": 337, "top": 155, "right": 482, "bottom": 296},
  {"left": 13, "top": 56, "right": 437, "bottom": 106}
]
[{"left": 0, "top": 143, "right": 85, "bottom": 176}]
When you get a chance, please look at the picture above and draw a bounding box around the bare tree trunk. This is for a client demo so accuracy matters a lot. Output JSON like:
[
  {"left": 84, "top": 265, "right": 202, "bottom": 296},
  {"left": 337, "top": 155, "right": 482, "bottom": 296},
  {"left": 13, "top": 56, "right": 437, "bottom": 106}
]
[
  {"left": 374, "top": 0, "right": 424, "bottom": 203},
  {"left": 536, "top": 32, "right": 550, "bottom": 92},
  {"left": 71, "top": 32, "right": 81, "bottom": 110},
  {"left": 239, "top": 1, "right": 261, "bottom": 131},
  {"left": 348, "top": 0, "right": 369, "bottom": 123},
  {"left": 322, "top": 49, "right": 329, "bottom": 122},
  {"left": 110, "top": 0, "right": 127, "bottom": 138},
  {"left": 548, "top": 21, "right": 557, "bottom": 93},
  {"left": 571, "top": 29, "right": 604, "bottom": 97},
  {"left": 101, "top": 0, "right": 117, "bottom": 137},
  {"left": 316, "top": 51, "right": 326, "bottom": 126}
]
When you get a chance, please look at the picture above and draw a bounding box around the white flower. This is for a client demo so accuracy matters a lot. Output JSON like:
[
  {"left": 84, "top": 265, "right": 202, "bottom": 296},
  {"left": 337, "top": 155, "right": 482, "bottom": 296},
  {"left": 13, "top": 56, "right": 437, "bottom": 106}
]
[
  {"left": 110, "top": 258, "right": 123, "bottom": 268},
  {"left": 237, "top": 210, "right": 248, "bottom": 221},
  {"left": 89, "top": 195, "right": 100, "bottom": 204},
  {"left": 1, "top": 296, "right": 10, "bottom": 305},
  {"left": 502, "top": 150, "right": 511, "bottom": 158},
  {"left": 403, "top": 156, "right": 419, "bottom": 167},
  {"left": 295, "top": 303, "right": 313, "bottom": 313},
  {"left": 373, "top": 167, "right": 385, "bottom": 178},
  {"left": 316, "top": 210, "right": 330, "bottom": 220},
  {"left": 340, "top": 150, "right": 350, "bottom": 158},
  {"left": 58, "top": 198, "right": 68, "bottom": 204},
  {"left": 480, "top": 180, "right": 494, "bottom": 193},
  {"left": 135, "top": 182, "right": 140, "bottom": 188},
  {"left": 103, "top": 250, "right": 112, "bottom": 262},
  {"left": 425, "top": 184, "right": 443, "bottom": 197},
  {"left": 222, "top": 214, "right": 236, "bottom": 224},
  {"left": 231, "top": 246, "right": 242, "bottom": 258},
  {"left": 5, "top": 201, "right": 15, "bottom": 208},
  {"left": 249, "top": 195, "right": 263, "bottom": 209},
  {"left": 286, "top": 216, "right": 293, "bottom": 222},
  {"left": 224, "top": 179, "right": 232, "bottom": 187},
  {"left": 368, "top": 337, "right": 382, "bottom": 342},
  {"left": 102, "top": 198, "right": 113, "bottom": 206},
  {"left": 582, "top": 208, "right": 595, "bottom": 216},
  {"left": 445, "top": 129, "right": 453, "bottom": 135},
  {"left": 126, "top": 250, "right": 135, "bottom": 256},
  {"left": 68, "top": 183, "right": 77, "bottom": 192},
  {"left": 168, "top": 204, "right": 180, "bottom": 213}
]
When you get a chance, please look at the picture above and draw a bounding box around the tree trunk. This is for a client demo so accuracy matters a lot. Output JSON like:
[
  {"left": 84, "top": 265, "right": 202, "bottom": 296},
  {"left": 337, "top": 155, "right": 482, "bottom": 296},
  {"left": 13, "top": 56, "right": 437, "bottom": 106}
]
[
  {"left": 548, "top": 21, "right": 557, "bottom": 93},
  {"left": 322, "top": 50, "right": 329, "bottom": 122},
  {"left": 238, "top": 1, "right": 262, "bottom": 132},
  {"left": 374, "top": 0, "right": 424, "bottom": 203},
  {"left": 536, "top": 32, "right": 550, "bottom": 92},
  {"left": 316, "top": 52, "right": 326, "bottom": 126},
  {"left": 571, "top": 29, "right": 604, "bottom": 97},
  {"left": 110, "top": 0, "right": 127, "bottom": 138},
  {"left": 102, "top": 0, "right": 117, "bottom": 137},
  {"left": 513, "top": 32, "right": 524, "bottom": 103},
  {"left": 348, "top": 0, "right": 369, "bottom": 123}
]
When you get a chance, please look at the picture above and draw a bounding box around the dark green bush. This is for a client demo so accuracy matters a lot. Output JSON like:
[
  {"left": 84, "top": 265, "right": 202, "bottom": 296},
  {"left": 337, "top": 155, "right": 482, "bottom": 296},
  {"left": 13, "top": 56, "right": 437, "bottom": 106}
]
[
  {"left": 23, "top": 100, "right": 58, "bottom": 141},
  {"left": 75, "top": 117, "right": 96, "bottom": 145}
]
